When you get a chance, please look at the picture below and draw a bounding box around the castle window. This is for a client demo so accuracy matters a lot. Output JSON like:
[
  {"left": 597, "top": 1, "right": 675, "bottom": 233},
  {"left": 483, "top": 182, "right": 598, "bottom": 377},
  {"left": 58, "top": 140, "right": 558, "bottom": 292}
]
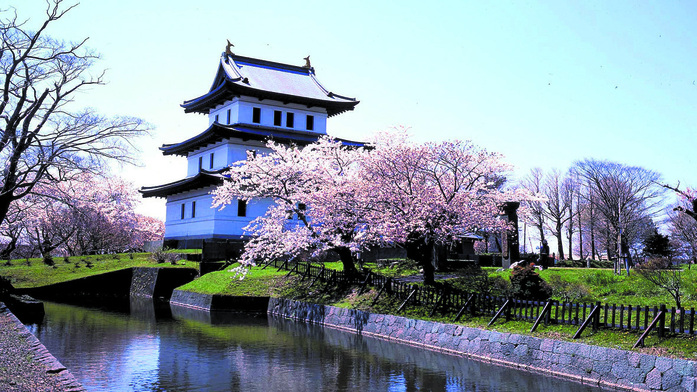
[
  {"left": 247, "top": 150, "right": 257, "bottom": 159},
  {"left": 198, "top": 156, "right": 203, "bottom": 172},
  {"left": 209, "top": 153, "right": 214, "bottom": 169},
  {"left": 226, "top": 109, "right": 231, "bottom": 124},
  {"left": 180, "top": 204, "right": 185, "bottom": 220},
  {"left": 274, "top": 110, "right": 282, "bottom": 126},
  {"left": 306, "top": 115, "right": 314, "bottom": 131},
  {"left": 252, "top": 107, "right": 261, "bottom": 124},
  {"left": 215, "top": 114, "right": 219, "bottom": 123},
  {"left": 286, "top": 112, "right": 294, "bottom": 128},
  {"left": 237, "top": 199, "right": 247, "bottom": 217},
  {"left": 192, "top": 201, "right": 196, "bottom": 218}
]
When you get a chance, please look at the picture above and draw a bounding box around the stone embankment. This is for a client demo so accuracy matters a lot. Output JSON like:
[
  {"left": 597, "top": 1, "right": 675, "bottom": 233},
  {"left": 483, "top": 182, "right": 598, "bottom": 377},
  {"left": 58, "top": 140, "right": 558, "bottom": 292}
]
[
  {"left": 0, "top": 304, "right": 84, "bottom": 391},
  {"left": 268, "top": 298, "right": 697, "bottom": 392},
  {"left": 170, "top": 289, "right": 269, "bottom": 312}
]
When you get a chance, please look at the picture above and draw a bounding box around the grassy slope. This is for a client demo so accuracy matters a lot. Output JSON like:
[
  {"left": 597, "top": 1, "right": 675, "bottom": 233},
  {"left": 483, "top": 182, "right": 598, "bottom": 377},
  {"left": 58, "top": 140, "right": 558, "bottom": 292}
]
[
  {"left": 0, "top": 253, "right": 199, "bottom": 288},
  {"left": 487, "top": 267, "right": 697, "bottom": 308},
  {"left": 177, "top": 264, "right": 301, "bottom": 297}
]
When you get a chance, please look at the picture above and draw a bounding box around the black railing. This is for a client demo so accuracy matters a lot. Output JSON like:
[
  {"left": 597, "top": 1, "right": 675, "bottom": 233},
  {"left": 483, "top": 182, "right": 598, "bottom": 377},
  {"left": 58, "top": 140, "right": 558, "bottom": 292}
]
[{"left": 266, "top": 260, "right": 697, "bottom": 336}]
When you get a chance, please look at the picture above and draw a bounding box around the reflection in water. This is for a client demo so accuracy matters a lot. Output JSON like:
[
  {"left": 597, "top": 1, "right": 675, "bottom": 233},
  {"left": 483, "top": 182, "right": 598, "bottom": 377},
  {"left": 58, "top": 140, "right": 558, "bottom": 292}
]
[{"left": 26, "top": 300, "right": 608, "bottom": 392}]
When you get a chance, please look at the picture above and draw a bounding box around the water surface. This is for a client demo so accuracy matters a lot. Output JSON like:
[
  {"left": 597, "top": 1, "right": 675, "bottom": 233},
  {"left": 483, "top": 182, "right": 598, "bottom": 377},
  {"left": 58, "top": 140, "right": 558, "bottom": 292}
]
[{"left": 26, "top": 299, "right": 608, "bottom": 391}]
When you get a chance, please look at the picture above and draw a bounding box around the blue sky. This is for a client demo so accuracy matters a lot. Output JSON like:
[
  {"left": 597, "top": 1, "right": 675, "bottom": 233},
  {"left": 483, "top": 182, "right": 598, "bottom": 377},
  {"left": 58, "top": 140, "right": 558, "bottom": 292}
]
[{"left": 13, "top": 0, "right": 697, "bottom": 220}]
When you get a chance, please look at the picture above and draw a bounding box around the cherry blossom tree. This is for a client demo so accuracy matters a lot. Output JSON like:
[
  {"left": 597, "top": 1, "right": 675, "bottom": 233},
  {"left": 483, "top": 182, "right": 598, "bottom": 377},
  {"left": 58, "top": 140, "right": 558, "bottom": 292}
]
[
  {"left": 360, "top": 130, "right": 522, "bottom": 284},
  {"left": 0, "top": 173, "right": 163, "bottom": 260},
  {"left": 212, "top": 138, "right": 371, "bottom": 276},
  {"left": 213, "top": 130, "right": 526, "bottom": 285}
]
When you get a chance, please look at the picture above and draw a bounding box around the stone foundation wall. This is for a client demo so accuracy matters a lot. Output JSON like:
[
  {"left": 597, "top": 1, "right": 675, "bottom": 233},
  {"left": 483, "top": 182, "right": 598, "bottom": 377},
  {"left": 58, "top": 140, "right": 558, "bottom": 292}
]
[
  {"left": 268, "top": 298, "right": 697, "bottom": 392},
  {"left": 170, "top": 289, "right": 269, "bottom": 312}
]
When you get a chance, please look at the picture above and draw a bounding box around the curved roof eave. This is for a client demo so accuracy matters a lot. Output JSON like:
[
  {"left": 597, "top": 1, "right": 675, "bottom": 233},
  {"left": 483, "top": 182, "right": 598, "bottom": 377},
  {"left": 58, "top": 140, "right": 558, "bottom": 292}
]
[
  {"left": 159, "top": 123, "right": 365, "bottom": 157},
  {"left": 181, "top": 79, "right": 358, "bottom": 115},
  {"left": 139, "top": 170, "right": 225, "bottom": 199}
]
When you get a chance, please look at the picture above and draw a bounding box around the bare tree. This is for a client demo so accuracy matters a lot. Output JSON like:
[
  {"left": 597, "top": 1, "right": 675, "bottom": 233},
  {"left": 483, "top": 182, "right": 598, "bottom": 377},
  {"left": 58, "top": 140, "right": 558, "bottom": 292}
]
[
  {"left": 0, "top": 1, "right": 147, "bottom": 224},
  {"left": 562, "top": 173, "right": 580, "bottom": 261},
  {"left": 668, "top": 199, "right": 697, "bottom": 270},
  {"left": 520, "top": 167, "right": 547, "bottom": 247},
  {"left": 636, "top": 258, "right": 684, "bottom": 309},
  {"left": 573, "top": 159, "right": 663, "bottom": 273},
  {"left": 542, "top": 169, "right": 571, "bottom": 260}
]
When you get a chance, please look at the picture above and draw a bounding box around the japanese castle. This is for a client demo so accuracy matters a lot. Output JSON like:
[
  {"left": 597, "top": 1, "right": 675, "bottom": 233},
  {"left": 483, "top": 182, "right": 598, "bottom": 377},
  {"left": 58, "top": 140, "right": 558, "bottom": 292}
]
[{"left": 140, "top": 49, "right": 360, "bottom": 248}]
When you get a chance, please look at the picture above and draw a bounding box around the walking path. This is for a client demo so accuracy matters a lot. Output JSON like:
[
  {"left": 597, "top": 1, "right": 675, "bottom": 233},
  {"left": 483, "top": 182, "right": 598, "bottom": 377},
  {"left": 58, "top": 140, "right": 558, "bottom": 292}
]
[{"left": 0, "top": 304, "right": 84, "bottom": 391}]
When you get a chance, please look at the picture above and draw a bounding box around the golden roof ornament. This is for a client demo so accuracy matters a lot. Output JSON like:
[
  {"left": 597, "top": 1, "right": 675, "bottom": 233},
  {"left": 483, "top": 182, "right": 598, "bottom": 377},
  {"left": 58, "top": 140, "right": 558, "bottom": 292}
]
[
  {"left": 303, "top": 55, "right": 311, "bottom": 68},
  {"left": 225, "top": 40, "right": 235, "bottom": 57}
]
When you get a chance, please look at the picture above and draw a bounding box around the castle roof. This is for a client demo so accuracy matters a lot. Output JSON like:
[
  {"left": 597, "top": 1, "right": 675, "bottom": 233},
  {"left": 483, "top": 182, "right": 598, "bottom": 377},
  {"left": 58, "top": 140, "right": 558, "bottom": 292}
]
[
  {"left": 139, "top": 170, "right": 226, "bottom": 199},
  {"left": 159, "top": 123, "right": 364, "bottom": 157},
  {"left": 181, "top": 54, "right": 359, "bottom": 116}
]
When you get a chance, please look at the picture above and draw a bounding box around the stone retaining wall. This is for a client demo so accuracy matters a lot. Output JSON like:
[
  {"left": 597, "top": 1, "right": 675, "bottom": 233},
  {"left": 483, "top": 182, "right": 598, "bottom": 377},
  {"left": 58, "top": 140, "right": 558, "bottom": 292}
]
[
  {"left": 0, "top": 304, "right": 85, "bottom": 391},
  {"left": 170, "top": 289, "right": 269, "bottom": 312},
  {"left": 268, "top": 298, "right": 697, "bottom": 392}
]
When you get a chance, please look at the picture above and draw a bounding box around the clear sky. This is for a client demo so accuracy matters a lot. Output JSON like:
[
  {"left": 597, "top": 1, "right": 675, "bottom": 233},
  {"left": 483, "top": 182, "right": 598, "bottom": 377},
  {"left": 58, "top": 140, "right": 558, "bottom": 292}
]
[{"left": 12, "top": 0, "right": 697, "bottom": 221}]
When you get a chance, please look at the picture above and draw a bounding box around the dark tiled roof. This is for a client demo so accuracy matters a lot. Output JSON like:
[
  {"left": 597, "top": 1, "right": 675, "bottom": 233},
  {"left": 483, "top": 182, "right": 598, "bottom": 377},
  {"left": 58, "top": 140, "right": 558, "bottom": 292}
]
[
  {"left": 160, "top": 123, "right": 364, "bottom": 157},
  {"left": 139, "top": 170, "right": 225, "bottom": 198},
  {"left": 181, "top": 54, "right": 359, "bottom": 116}
]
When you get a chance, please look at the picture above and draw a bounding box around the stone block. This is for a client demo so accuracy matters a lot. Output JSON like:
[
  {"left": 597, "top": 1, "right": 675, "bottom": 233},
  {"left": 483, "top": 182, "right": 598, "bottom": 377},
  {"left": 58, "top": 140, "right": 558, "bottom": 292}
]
[
  {"left": 540, "top": 338, "right": 554, "bottom": 352},
  {"left": 646, "top": 368, "right": 662, "bottom": 390},
  {"left": 656, "top": 357, "right": 675, "bottom": 372},
  {"left": 681, "top": 376, "right": 697, "bottom": 392},
  {"left": 663, "top": 369, "right": 684, "bottom": 390}
]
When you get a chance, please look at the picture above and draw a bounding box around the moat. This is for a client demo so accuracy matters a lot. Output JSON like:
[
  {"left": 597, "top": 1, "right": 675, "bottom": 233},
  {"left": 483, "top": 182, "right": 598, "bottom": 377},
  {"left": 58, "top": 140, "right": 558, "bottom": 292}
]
[{"left": 24, "top": 299, "right": 608, "bottom": 391}]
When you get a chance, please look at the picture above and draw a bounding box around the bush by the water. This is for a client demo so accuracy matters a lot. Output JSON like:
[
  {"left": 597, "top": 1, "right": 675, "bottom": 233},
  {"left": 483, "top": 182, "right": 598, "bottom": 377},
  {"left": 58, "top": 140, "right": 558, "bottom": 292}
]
[{"left": 510, "top": 264, "right": 552, "bottom": 300}]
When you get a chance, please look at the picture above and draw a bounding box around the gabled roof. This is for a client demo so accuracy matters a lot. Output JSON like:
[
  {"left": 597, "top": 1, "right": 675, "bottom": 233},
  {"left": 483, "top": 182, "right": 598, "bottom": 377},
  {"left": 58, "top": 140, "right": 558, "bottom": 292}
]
[
  {"left": 139, "top": 170, "right": 225, "bottom": 198},
  {"left": 160, "top": 123, "right": 364, "bottom": 157},
  {"left": 181, "top": 54, "right": 359, "bottom": 117}
]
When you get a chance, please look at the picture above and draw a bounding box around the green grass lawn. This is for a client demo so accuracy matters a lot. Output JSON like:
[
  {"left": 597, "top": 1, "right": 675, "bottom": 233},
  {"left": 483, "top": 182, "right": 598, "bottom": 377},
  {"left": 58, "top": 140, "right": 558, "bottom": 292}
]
[
  {"left": 177, "top": 264, "right": 301, "bottom": 297},
  {"left": 0, "top": 253, "right": 199, "bottom": 288}
]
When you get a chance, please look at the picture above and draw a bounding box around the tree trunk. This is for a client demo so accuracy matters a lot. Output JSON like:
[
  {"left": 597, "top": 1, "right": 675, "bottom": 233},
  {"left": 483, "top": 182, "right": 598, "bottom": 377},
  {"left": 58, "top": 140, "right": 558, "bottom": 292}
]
[
  {"left": 406, "top": 239, "right": 436, "bottom": 285},
  {"left": 555, "top": 231, "right": 565, "bottom": 260},
  {"left": 0, "top": 237, "right": 17, "bottom": 260},
  {"left": 335, "top": 247, "right": 358, "bottom": 277}
]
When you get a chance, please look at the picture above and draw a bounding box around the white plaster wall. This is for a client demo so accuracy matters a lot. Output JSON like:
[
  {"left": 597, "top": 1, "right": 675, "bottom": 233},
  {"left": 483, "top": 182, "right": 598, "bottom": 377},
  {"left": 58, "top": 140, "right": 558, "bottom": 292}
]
[
  {"left": 208, "top": 99, "right": 240, "bottom": 126},
  {"left": 164, "top": 186, "right": 275, "bottom": 239},
  {"left": 165, "top": 188, "right": 217, "bottom": 239},
  {"left": 186, "top": 143, "right": 230, "bottom": 176},
  {"left": 208, "top": 97, "right": 328, "bottom": 134}
]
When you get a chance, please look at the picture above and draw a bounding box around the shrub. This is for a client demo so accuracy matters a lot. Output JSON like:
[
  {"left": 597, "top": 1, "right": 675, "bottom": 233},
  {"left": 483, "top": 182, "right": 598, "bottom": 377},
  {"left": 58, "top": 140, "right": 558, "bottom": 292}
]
[
  {"left": 42, "top": 255, "right": 54, "bottom": 266},
  {"left": 63, "top": 256, "right": 70, "bottom": 264},
  {"left": 583, "top": 270, "right": 619, "bottom": 286},
  {"left": 450, "top": 266, "right": 510, "bottom": 297},
  {"left": 150, "top": 248, "right": 180, "bottom": 264},
  {"left": 509, "top": 264, "right": 552, "bottom": 300},
  {"left": 547, "top": 275, "right": 590, "bottom": 302}
]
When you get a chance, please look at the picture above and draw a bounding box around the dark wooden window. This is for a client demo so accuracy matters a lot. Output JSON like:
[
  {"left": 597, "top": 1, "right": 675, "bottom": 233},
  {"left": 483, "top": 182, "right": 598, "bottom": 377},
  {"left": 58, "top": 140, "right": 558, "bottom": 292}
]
[
  {"left": 306, "top": 115, "right": 314, "bottom": 131},
  {"left": 226, "top": 109, "right": 231, "bottom": 124},
  {"left": 198, "top": 156, "right": 202, "bottom": 172},
  {"left": 247, "top": 150, "right": 257, "bottom": 159},
  {"left": 274, "top": 110, "right": 282, "bottom": 126},
  {"left": 215, "top": 114, "right": 219, "bottom": 123},
  {"left": 286, "top": 112, "right": 294, "bottom": 128},
  {"left": 252, "top": 107, "right": 261, "bottom": 123},
  {"left": 209, "top": 153, "right": 214, "bottom": 169},
  {"left": 192, "top": 201, "right": 196, "bottom": 218},
  {"left": 237, "top": 199, "right": 247, "bottom": 217},
  {"left": 180, "top": 204, "right": 185, "bottom": 219}
]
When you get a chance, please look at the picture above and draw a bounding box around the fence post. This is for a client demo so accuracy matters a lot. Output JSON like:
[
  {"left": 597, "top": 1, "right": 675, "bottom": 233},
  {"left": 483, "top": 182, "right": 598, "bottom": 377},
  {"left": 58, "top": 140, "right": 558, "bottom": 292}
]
[{"left": 658, "top": 304, "right": 666, "bottom": 338}]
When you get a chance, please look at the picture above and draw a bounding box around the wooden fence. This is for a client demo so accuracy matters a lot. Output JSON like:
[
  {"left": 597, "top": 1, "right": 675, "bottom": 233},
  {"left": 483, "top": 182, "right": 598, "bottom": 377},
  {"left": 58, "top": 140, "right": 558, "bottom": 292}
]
[{"left": 266, "top": 260, "right": 697, "bottom": 339}]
